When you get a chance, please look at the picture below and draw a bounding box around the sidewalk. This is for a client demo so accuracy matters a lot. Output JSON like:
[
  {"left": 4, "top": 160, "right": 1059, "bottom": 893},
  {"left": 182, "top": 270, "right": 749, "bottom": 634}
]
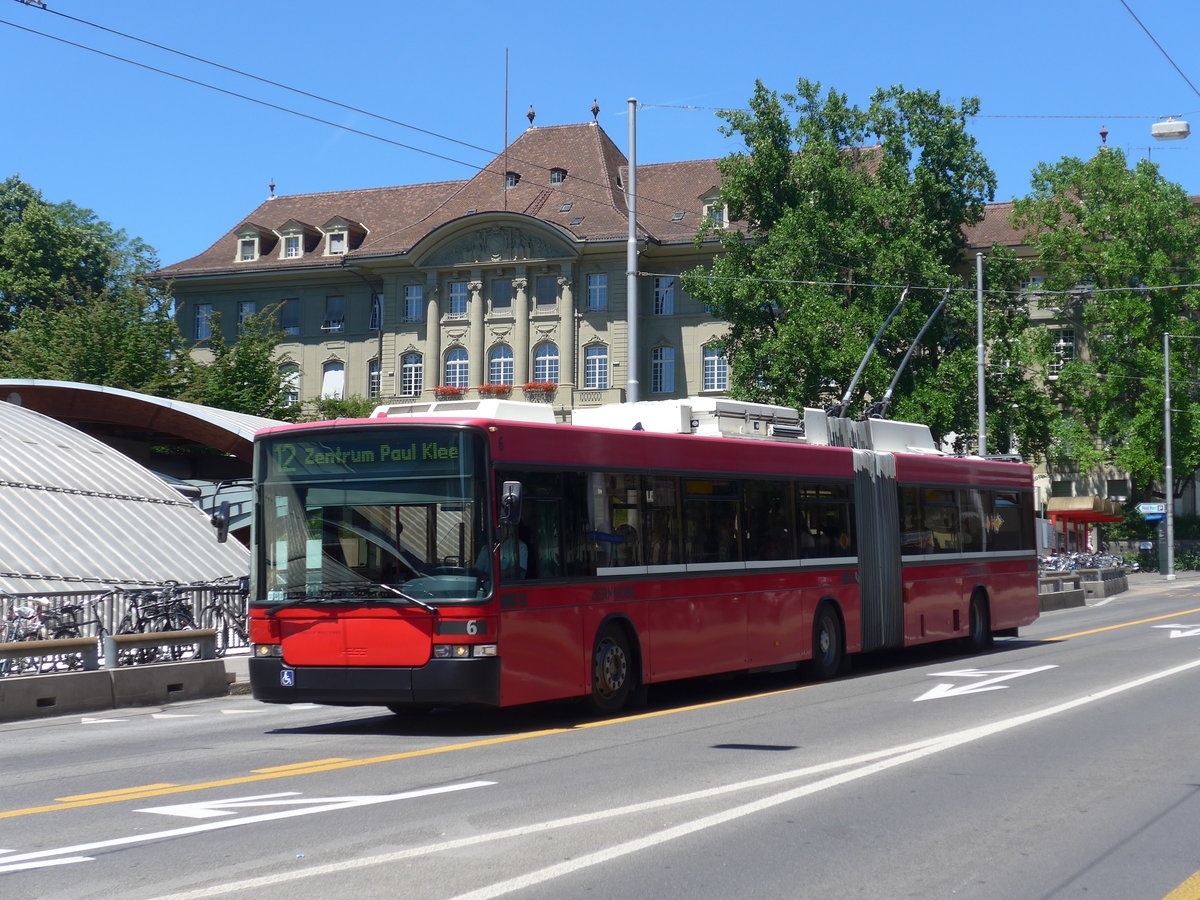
[
  {"left": 1120, "top": 569, "right": 1200, "bottom": 599},
  {"left": 223, "top": 650, "right": 251, "bottom": 693}
]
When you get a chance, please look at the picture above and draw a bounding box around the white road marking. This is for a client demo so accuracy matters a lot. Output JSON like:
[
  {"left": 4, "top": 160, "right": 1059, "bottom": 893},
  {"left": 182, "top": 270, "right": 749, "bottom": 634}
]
[
  {"left": 136, "top": 793, "right": 396, "bottom": 820},
  {"left": 80, "top": 717, "right": 124, "bottom": 725},
  {"left": 152, "top": 714, "right": 200, "bottom": 719},
  {"left": 914, "top": 665, "right": 1057, "bottom": 701},
  {"left": 1153, "top": 624, "right": 1200, "bottom": 638},
  {"left": 0, "top": 856, "right": 93, "bottom": 874},
  {"left": 219, "top": 709, "right": 260, "bottom": 715},
  {"left": 142, "top": 656, "right": 1200, "bottom": 900},
  {"left": 0, "top": 781, "right": 493, "bottom": 872}
]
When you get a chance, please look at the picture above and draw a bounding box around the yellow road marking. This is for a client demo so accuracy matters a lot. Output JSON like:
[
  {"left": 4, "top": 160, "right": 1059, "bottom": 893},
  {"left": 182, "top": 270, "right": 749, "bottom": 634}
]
[
  {"left": 55, "top": 784, "right": 177, "bottom": 802},
  {"left": 1047, "top": 606, "right": 1200, "bottom": 641},
  {"left": 8, "top": 601, "right": 1199, "bottom": 821},
  {"left": 252, "top": 758, "right": 350, "bottom": 773},
  {"left": 1, "top": 684, "right": 812, "bottom": 820},
  {"left": 1163, "top": 870, "right": 1200, "bottom": 900}
]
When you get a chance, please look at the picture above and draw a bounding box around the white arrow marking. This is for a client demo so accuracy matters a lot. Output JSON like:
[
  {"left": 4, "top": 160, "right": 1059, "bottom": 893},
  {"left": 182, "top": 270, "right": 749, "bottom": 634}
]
[
  {"left": 138, "top": 792, "right": 330, "bottom": 819},
  {"left": 80, "top": 717, "right": 124, "bottom": 724},
  {"left": 1152, "top": 624, "right": 1200, "bottom": 638},
  {"left": 152, "top": 713, "right": 199, "bottom": 719},
  {"left": 915, "top": 665, "right": 1057, "bottom": 702},
  {"left": 0, "top": 781, "right": 494, "bottom": 870}
]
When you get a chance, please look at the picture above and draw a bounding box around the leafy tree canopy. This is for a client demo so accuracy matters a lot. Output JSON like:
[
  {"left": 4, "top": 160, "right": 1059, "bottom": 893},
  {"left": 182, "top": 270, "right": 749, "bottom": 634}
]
[
  {"left": 182, "top": 308, "right": 299, "bottom": 421},
  {"left": 1011, "top": 148, "right": 1200, "bottom": 496},
  {"left": 683, "top": 79, "right": 1054, "bottom": 455}
]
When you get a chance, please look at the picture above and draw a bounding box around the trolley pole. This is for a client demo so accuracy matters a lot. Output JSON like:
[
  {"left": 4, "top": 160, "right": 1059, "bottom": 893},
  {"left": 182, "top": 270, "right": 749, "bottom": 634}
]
[
  {"left": 976, "top": 252, "right": 986, "bottom": 456},
  {"left": 1164, "top": 331, "right": 1175, "bottom": 580}
]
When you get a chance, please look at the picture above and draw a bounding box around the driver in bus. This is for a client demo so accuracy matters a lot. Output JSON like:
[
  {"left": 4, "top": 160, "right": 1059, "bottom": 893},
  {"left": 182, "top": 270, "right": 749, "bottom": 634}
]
[{"left": 501, "top": 526, "right": 530, "bottom": 580}]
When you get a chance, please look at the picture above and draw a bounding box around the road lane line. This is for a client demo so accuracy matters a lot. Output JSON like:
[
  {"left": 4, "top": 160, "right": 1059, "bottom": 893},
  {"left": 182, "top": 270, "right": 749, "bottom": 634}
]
[
  {"left": 56, "top": 784, "right": 178, "bottom": 802},
  {"left": 139, "top": 656, "right": 1200, "bottom": 900},
  {"left": 1048, "top": 606, "right": 1200, "bottom": 641},
  {"left": 1163, "top": 869, "right": 1200, "bottom": 900},
  {"left": 251, "top": 759, "right": 349, "bottom": 773}
]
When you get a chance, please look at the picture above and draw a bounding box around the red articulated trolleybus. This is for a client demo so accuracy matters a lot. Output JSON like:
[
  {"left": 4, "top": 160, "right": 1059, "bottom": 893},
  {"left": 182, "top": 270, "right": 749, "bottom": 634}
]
[{"left": 247, "top": 397, "right": 1038, "bottom": 714}]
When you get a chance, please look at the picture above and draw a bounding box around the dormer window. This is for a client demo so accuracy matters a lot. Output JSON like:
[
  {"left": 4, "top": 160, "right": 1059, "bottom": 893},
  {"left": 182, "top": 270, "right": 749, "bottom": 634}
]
[
  {"left": 284, "top": 235, "right": 301, "bottom": 258},
  {"left": 327, "top": 232, "right": 346, "bottom": 255},
  {"left": 550, "top": 168, "right": 567, "bottom": 184},
  {"left": 233, "top": 223, "right": 276, "bottom": 262},
  {"left": 505, "top": 171, "right": 520, "bottom": 189},
  {"left": 320, "top": 216, "right": 367, "bottom": 256},
  {"left": 277, "top": 219, "right": 320, "bottom": 260}
]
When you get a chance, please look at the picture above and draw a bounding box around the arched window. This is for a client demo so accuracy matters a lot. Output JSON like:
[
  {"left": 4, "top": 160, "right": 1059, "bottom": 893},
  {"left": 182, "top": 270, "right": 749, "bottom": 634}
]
[
  {"left": 584, "top": 344, "right": 609, "bottom": 390},
  {"left": 650, "top": 346, "right": 675, "bottom": 394},
  {"left": 703, "top": 345, "right": 729, "bottom": 392},
  {"left": 488, "top": 345, "right": 515, "bottom": 385},
  {"left": 444, "top": 348, "right": 469, "bottom": 388},
  {"left": 400, "top": 353, "right": 423, "bottom": 397},
  {"left": 321, "top": 360, "right": 345, "bottom": 399},
  {"left": 533, "top": 343, "right": 559, "bottom": 384}
]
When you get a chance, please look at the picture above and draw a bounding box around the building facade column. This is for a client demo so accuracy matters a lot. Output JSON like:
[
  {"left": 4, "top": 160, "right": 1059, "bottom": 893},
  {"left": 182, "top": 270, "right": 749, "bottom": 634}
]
[
  {"left": 469, "top": 278, "right": 485, "bottom": 387},
  {"left": 512, "top": 276, "right": 530, "bottom": 386},
  {"left": 423, "top": 274, "right": 440, "bottom": 395},
  {"left": 557, "top": 274, "right": 576, "bottom": 393}
]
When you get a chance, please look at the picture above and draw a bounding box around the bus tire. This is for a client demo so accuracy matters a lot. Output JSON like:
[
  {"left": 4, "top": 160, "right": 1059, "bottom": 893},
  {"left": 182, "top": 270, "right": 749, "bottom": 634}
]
[
  {"left": 808, "top": 602, "right": 844, "bottom": 680},
  {"left": 964, "top": 591, "right": 993, "bottom": 653},
  {"left": 588, "top": 624, "right": 633, "bottom": 715}
]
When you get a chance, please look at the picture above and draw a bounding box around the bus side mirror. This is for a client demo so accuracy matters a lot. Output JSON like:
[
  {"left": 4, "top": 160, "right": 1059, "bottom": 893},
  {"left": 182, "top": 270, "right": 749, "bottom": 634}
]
[
  {"left": 499, "top": 481, "right": 523, "bottom": 526},
  {"left": 211, "top": 500, "right": 231, "bottom": 544}
]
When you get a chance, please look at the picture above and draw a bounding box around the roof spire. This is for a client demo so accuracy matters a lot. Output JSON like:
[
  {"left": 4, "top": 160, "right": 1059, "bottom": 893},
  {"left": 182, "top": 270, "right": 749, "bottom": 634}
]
[
  {"left": 591, "top": 98, "right": 600, "bottom": 121},
  {"left": 268, "top": 178, "right": 276, "bottom": 199},
  {"left": 527, "top": 104, "right": 536, "bottom": 127}
]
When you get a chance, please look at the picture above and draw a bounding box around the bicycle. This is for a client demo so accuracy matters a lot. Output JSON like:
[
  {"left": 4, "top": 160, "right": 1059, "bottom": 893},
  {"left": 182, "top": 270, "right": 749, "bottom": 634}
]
[
  {"left": 38, "top": 590, "right": 117, "bottom": 671},
  {"left": 199, "top": 576, "right": 249, "bottom": 657},
  {"left": 1, "top": 597, "right": 48, "bottom": 676},
  {"left": 116, "top": 584, "right": 197, "bottom": 664}
]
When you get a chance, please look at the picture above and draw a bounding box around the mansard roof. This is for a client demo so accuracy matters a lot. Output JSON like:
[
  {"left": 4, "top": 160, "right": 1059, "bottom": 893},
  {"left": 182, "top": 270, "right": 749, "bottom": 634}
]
[{"left": 156, "top": 121, "right": 726, "bottom": 279}]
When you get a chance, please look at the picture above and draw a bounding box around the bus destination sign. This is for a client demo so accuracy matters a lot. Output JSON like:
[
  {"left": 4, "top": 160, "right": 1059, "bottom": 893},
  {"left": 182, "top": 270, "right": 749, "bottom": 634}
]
[{"left": 267, "top": 435, "right": 463, "bottom": 478}]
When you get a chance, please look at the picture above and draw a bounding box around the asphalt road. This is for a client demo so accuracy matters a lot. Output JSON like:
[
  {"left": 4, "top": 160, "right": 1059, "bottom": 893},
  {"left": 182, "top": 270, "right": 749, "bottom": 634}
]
[{"left": 3, "top": 574, "right": 1200, "bottom": 900}]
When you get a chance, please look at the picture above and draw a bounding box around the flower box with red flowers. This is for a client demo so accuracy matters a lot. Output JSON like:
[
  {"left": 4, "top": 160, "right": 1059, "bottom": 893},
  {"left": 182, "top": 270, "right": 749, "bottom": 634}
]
[
  {"left": 477, "top": 384, "right": 513, "bottom": 396},
  {"left": 434, "top": 385, "right": 465, "bottom": 398}
]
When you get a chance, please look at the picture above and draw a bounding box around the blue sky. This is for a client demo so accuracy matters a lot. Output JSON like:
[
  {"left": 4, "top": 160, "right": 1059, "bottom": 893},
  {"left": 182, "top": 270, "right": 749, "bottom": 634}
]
[{"left": 2, "top": 0, "right": 1198, "bottom": 268}]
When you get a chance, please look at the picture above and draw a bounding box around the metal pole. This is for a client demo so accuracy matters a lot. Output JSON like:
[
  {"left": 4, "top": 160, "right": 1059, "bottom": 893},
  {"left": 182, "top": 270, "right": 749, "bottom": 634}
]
[
  {"left": 976, "top": 252, "right": 986, "bottom": 456},
  {"left": 1165, "top": 331, "right": 1176, "bottom": 580},
  {"left": 626, "top": 98, "right": 640, "bottom": 403}
]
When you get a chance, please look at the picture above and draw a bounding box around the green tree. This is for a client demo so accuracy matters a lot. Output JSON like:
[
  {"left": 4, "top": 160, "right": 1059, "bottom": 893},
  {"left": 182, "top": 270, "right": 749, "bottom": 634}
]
[
  {"left": 1011, "top": 148, "right": 1200, "bottom": 497},
  {"left": 0, "top": 176, "right": 158, "bottom": 330},
  {"left": 302, "top": 396, "right": 378, "bottom": 421},
  {"left": 0, "top": 281, "right": 190, "bottom": 395},
  {"left": 183, "top": 308, "right": 298, "bottom": 420},
  {"left": 683, "top": 79, "right": 1053, "bottom": 455}
]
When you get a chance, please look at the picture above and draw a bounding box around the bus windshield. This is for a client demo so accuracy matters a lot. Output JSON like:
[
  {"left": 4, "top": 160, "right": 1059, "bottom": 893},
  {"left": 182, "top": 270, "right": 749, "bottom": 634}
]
[{"left": 257, "top": 427, "right": 491, "bottom": 604}]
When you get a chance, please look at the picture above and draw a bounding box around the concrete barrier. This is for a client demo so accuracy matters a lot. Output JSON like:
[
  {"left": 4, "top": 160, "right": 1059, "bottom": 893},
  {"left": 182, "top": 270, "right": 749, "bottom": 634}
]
[
  {"left": 1038, "top": 573, "right": 1086, "bottom": 611},
  {"left": 1076, "top": 568, "right": 1129, "bottom": 600},
  {"left": 109, "top": 659, "right": 229, "bottom": 708},
  {"left": 0, "top": 670, "right": 114, "bottom": 722}
]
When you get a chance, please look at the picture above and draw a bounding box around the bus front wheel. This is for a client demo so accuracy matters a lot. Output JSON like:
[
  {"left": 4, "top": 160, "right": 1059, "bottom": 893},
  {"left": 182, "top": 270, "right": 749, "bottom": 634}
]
[
  {"left": 809, "top": 603, "right": 844, "bottom": 680},
  {"left": 589, "top": 625, "right": 633, "bottom": 714}
]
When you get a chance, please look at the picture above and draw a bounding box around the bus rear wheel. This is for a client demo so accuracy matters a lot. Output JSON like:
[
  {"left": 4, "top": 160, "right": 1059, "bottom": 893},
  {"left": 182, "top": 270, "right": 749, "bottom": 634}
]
[
  {"left": 809, "top": 603, "right": 844, "bottom": 680},
  {"left": 589, "top": 625, "right": 633, "bottom": 715}
]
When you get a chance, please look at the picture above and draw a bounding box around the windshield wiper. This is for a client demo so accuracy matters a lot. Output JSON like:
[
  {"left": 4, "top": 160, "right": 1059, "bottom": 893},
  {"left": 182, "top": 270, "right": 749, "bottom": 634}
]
[{"left": 265, "top": 581, "right": 439, "bottom": 617}]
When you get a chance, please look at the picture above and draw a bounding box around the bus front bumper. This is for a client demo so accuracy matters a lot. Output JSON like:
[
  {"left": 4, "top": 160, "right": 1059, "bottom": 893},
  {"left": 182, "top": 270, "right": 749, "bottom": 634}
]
[{"left": 249, "top": 657, "right": 501, "bottom": 708}]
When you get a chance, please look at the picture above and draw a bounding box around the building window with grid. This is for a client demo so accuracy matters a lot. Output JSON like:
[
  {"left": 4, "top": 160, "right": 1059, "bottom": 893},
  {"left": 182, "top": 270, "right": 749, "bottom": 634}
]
[
  {"left": 280, "top": 298, "right": 299, "bottom": 335},
  {"left": 491, "top": 278, "right": 512, "bottom": 313},
  {"left": 367, "top": 359, "right": 381, "bottom": 399},
  {"left": 403, "top": 285, "right": 423, "bottom": 323},
  {"left": 448, "top": 282, "right": 468, "bottom": 318},
  {"left": 586, "top": 273, "right": 607, "bottom": 312},
  {"left": 488, "top": 345, "right": 515, "bottom": 385},
  {"left": 323, "top": 296, "right": 345, "bottom": 333},
  {"left": 653, "top": 277, "right": 675, "bottom": 316},
  {"left": 1049, "top": 329, "right": 1075, "bottom": 376},
  {"left": 584, "top": 344, "right": 609, "bottom": 390},
  {"left": 195, "top": 303, "right": 213, "bottom": 340},
  {"left": 533, "top": 343, "right": 559, "bottom": 384},
  {"left": 400, "top": 353, "right": 423, "bottom": 397},
  {"left": 550, "top": 167, "right": 567, "bottom": 184},
  {"left": 284, "top": 235, "right": 301, "bottom": 259},
  {"left": 651, "top": 346, "right": 675, "bottom": 394},
  {"left": 280, "top": 364, "right": 300, "bottom": 406},
  {"left": 703, "top": 345, "right": 728, "bottom": 392},
  {"left": 239, "top": 239, "right": 257, "bottom": 262},
  {"left": 369, "top": 294, "right": 383, "bottom": 331},
  {"left": 237, "top": 301, "right": 255, "bottom": 328},
  {"left": 445, "top": 348, "right": 469, "bottom": 388}
]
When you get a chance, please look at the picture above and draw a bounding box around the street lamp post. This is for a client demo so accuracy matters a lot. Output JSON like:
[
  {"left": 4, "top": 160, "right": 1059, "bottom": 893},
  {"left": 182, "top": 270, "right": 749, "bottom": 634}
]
[{"left": 1164, "top": 332, "right": 1175, "bottom": 580}]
